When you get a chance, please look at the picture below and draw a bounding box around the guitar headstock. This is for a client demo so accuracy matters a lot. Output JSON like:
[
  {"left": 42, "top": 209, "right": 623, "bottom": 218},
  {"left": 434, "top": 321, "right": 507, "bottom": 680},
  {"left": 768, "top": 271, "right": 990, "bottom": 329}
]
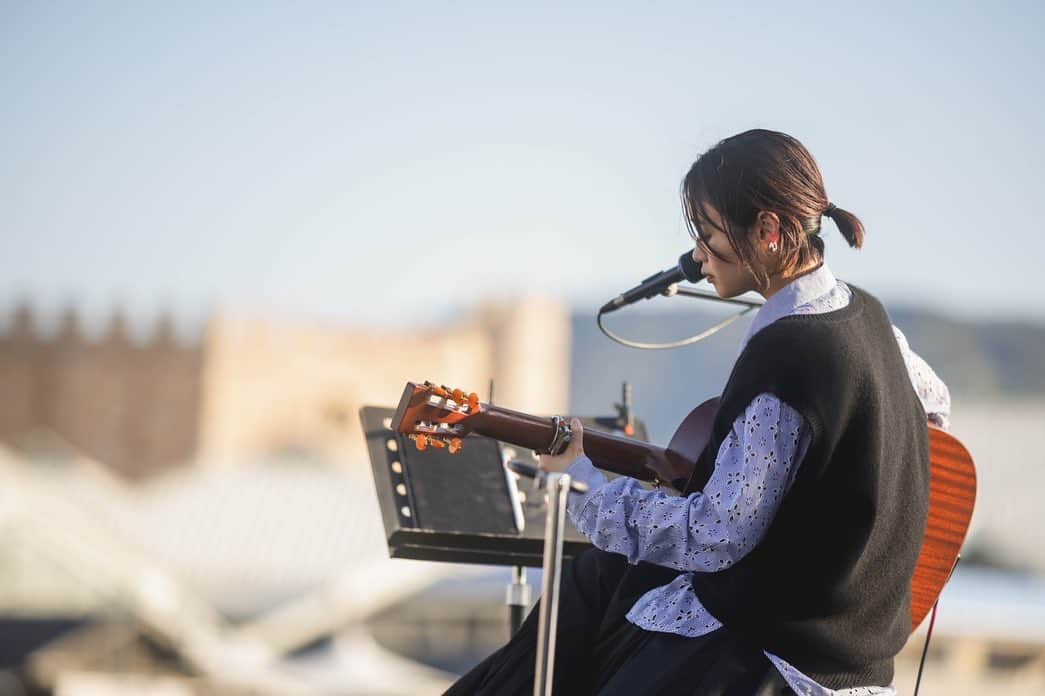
[{"left": 390, "top": 381, "right": 483, "bottom": 454}]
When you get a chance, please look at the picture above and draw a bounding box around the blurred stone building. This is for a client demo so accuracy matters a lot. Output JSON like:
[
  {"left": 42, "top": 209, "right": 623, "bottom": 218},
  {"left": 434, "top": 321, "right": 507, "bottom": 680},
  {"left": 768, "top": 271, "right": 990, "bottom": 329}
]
[
  {"left": 0, "top": 298, "right": 570, "bottom": 479},
  {"left": 0, "top": 306, "right": 202, "bottom": 480}
]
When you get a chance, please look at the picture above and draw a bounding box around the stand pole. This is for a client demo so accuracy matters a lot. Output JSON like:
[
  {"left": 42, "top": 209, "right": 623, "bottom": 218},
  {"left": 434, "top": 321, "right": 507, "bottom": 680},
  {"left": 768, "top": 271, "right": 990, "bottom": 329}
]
[
  {"left": 533, "top": 472, "right": 571, "bottom": 696},
  {"left": 503, "top": 460, "right": 587, "bottom": 696},
  {"left": 507, "top": 565, "right": 530, "bottom": 636}
]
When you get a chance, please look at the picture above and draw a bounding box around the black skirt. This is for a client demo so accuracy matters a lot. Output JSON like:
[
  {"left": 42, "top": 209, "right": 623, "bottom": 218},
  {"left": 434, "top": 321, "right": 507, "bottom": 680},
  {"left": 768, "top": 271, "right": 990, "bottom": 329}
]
[{"left": 446, "top": 548, "right": 794, "bottom": 696}]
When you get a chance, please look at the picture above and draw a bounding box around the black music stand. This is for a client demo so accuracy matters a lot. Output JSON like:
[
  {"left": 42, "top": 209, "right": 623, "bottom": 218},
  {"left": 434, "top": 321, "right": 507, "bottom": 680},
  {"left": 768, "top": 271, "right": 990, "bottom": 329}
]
[
  {"left": 361, "top": 388, "right": 648, "bottom": 637},
  {"left": 360, "top": 407, "right": 648, "bottom": 567}
]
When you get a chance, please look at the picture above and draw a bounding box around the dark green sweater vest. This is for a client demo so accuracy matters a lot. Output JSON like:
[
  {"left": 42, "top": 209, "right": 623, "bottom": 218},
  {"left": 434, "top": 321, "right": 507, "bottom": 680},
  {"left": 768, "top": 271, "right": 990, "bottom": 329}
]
[{"left": 684, "top": 287, "right": 930, "bottom": 689}]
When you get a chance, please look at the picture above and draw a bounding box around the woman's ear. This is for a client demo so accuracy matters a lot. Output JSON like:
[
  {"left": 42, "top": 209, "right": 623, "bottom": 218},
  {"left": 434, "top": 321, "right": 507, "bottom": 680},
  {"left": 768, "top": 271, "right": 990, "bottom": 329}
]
[
  {"left": 754, "top": 211, "right": 781, "bottom": 246},
  {"left": 749, "top": 212, "right": 783, "bottom": 285}
]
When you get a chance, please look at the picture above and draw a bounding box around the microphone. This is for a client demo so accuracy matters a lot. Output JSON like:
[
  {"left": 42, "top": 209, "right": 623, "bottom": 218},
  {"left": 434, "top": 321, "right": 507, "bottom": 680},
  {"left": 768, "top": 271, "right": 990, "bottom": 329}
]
[{"left": 599, "top": 251, "right": 704, "bottom": 315}]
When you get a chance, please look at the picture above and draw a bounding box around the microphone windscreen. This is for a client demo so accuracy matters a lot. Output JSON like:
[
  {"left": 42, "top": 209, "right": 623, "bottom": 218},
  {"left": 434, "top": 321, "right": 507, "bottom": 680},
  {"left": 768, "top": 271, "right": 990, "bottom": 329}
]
[{"left": 678, "top": 251, "right": 704, "bottom": 283}]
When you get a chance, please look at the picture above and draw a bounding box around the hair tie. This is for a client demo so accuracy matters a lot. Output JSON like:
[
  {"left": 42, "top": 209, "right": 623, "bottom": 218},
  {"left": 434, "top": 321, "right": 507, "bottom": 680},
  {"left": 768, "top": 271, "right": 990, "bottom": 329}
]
[{"left": 823, "top": 203, "right": 837, "bottom": 217}]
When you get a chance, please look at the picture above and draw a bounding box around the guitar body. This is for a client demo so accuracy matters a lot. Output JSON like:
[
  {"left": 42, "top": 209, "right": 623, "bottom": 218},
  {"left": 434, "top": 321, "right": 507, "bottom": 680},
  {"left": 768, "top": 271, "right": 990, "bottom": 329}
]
[
  {"left": 913, "top": 427, "right": 977, "bottom": 629},
  {"left": 662, "top": 397, "right": 719, "bottom": 487},
  {"left": 392, "top": 381, "right": 977, "bottom": 633}
]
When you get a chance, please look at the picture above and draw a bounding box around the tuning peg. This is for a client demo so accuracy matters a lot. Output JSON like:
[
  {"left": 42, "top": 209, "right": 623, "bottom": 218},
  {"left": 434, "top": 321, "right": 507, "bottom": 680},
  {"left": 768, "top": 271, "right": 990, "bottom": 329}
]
[{"left": 410, "top": 433, "right": 459, "bottom": 452}]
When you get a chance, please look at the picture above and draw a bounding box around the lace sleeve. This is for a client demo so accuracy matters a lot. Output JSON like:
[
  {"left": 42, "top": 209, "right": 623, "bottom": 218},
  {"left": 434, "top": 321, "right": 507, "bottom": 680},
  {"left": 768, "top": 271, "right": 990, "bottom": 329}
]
[{"left": 565, "top": 393, "right": 808, "bottom": 572}]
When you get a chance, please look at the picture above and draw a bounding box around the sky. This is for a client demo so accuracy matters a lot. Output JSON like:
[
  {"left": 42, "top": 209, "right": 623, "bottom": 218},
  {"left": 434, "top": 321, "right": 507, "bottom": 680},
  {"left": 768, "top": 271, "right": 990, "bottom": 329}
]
[{"left": 2, "top": 1, "right": 1043, "bottom": 338}]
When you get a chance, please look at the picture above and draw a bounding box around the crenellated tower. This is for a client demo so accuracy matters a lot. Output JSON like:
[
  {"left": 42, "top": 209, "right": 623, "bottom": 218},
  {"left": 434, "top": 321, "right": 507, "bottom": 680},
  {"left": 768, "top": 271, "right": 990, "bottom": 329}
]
[{"left": 0, "top": 305, "right": 203, "bottom": 479}]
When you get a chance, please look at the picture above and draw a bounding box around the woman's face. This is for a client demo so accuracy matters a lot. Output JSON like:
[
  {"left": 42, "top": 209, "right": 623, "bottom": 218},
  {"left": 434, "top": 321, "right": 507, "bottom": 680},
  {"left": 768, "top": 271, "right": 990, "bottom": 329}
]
[{"left": 690, "top": 203, "right": 760, "bottom": 298}]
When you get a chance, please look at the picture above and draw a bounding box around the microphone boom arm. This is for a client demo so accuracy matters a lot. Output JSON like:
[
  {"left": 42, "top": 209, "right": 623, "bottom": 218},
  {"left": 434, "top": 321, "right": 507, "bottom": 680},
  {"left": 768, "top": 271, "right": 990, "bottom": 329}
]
[{"left": 595, "top": 250, "right": 764, "bottom": 350}]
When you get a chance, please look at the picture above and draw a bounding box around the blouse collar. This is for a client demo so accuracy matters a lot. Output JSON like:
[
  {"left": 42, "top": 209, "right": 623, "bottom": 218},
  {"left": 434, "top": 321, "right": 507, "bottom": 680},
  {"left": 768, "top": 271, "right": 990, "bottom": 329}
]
[{"left": 739, "top": 263, "right": 839, "bottom": 352}]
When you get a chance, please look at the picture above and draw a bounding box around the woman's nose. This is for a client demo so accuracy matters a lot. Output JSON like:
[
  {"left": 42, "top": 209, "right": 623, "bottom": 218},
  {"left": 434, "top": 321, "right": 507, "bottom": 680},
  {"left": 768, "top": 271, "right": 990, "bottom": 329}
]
[{"left": 692, "top": 244, "right": 706, "bottom": 264}]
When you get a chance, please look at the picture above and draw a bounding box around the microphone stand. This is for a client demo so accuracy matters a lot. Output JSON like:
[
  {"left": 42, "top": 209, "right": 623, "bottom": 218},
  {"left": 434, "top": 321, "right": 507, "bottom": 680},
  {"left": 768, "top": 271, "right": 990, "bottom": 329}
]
[
  {"left": 493, "top": 378, "right": 533, "bottom": 638},
  {"left": 505, "top": 460, "right": 588, "bottom": 696},
  {"left": 668, "top": 286, "right": 763, "bottom": 308}
]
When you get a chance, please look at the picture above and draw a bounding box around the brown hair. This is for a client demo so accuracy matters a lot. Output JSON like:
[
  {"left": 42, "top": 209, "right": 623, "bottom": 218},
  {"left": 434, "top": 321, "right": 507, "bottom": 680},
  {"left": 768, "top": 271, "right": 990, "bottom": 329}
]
[{"left": 682, "top": 129, "right": 864, "bottom": 288}]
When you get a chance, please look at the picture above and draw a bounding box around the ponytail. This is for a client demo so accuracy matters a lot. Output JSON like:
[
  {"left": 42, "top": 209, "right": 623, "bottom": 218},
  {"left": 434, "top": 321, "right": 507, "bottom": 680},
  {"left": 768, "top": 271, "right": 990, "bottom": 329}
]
[{"left": 824, "top": 204, "right": 865, "bottom": 249}]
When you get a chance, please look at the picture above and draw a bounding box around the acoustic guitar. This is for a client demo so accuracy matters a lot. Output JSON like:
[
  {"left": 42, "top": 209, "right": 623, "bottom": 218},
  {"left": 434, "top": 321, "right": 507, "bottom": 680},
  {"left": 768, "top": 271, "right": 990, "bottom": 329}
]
[{"left": 391, "top": 380, "right": 977, "bottom": 631}]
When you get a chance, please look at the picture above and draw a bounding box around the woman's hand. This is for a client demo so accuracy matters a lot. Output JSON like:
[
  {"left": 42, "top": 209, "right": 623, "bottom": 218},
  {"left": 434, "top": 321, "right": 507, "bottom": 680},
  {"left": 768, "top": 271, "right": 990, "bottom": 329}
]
[{"left": 537, "top": 417, "right": 585, "bottom": 473}]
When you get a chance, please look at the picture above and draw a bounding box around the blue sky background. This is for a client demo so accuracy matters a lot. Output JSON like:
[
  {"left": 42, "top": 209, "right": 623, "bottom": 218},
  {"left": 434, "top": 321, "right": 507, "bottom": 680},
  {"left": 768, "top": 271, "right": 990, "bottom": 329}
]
[{"left": 2, "top": 1, "right": 1043, "bottom": 337}]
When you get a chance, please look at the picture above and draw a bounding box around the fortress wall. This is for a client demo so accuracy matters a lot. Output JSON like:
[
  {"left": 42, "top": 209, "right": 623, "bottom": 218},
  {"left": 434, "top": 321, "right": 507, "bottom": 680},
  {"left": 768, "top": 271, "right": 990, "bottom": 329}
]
[
  {"left": 0, "top": 298, "right": 570, "bottom": 477},
  {"left": 0, "top": 306, "right": 203, "bottom": 479}
]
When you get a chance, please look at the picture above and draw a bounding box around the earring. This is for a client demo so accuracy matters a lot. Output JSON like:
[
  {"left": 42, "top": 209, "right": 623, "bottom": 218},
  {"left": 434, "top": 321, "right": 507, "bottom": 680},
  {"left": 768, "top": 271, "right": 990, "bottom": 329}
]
[{"left": 768, "top": 241, "right": 778, "bottom": 253}]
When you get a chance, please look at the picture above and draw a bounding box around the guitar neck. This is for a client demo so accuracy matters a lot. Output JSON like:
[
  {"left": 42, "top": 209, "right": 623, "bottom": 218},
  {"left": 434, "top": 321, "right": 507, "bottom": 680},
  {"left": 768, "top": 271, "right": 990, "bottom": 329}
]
[{"left": 471, "top": 404, "right": 664, "bottom": 481}]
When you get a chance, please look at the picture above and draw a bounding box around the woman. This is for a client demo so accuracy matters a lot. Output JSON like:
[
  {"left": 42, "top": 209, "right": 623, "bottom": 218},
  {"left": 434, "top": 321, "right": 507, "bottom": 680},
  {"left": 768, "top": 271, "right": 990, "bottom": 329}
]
[{"left": 448, "top": 129, "right": 950, "bottom": 695}]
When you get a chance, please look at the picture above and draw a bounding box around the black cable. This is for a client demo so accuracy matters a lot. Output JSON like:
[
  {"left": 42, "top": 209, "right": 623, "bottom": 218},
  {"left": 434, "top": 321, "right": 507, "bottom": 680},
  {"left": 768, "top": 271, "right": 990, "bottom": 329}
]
[{"left": 913, "top": 600, "right": 939, "bottom": 696}]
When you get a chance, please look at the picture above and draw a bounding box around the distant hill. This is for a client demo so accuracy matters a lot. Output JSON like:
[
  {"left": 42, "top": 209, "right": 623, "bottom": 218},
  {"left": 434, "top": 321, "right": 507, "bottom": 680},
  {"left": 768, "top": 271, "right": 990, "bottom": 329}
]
[
  {"left": 888, "top": 306, "right": 1045, "bottom": 397},
  {"left": 569, "top": 302, "right": 1045, "bottom": 444}
]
